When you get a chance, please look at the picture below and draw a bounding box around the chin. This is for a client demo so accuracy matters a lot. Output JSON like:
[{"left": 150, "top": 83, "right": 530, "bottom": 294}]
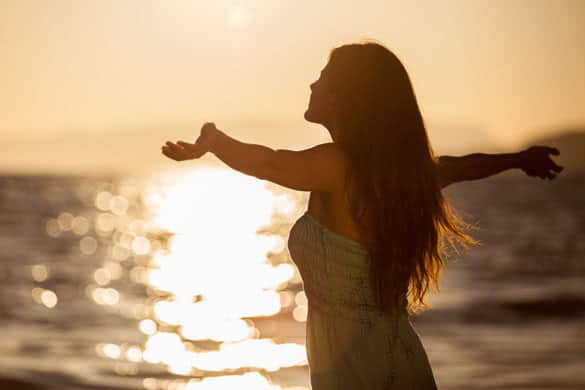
[{"left": 304, "top": 108, "right": 319, "bottom": 124}]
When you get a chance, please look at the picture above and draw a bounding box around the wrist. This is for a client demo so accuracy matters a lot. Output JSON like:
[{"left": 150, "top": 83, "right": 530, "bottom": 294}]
[
  {"left": 512, "top": 150, "right": 527, "bottom": 169},
  {"left": 208, "top": 128, "right": 223, "bottom": 155}
]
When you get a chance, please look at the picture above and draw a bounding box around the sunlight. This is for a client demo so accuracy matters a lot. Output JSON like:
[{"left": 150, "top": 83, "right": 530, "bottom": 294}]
[
  {"left": 226, "top": 5, "right": 253, "bottom": 29},
  {"left": 143, "top": 167, "right": 292, "bottom": 298},
  {"left": 138, "top": 166, "right": 306, "bottom": 375},
  {"left": 144, "top": 166, "right": 274, "bottom": 234},
  {"left": 190, "top": 339, "right": 307, "bottom": 372},
  {"left": 186, "top": 372, "right": 280, "bottom": 390}
]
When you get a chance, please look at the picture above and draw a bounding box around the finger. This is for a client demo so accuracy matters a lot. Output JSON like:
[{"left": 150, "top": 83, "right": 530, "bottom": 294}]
[
  {"left": 165, "top": 142, "right": 184, "bottom": 154},
  {"left": 167, "top": 142, "right": 185, "bottom": 153},
  {"left": 179, "top": 142, "right": 204, "bottom": 157},
  {"left": 546, "top": 147, "right": 560, "bottom": 156},
  {"left": 202, "top": 122, "right": 217, "bottom": 133},
  {"left": 162, "top": 149, "right": 179, "bottom": 161},
  {"left": 177, "top": 141, "right": 196, "bottom": 152},
  {"left": 177, "top": 141, "right": 205, "bottom": 159},
  {"left": 176, "top": 141, "right": 190, "bottom": 150},
  {"left": 551, "top": 163, "right": 563, "bottom": 173},
  {"left": 162, "top": 146, "right": 180, "bottom": 158},
  {"left": 545, "top": 171, "right": 555, "bottom": 180},
  {"left": 164, "top": 145, "right": 189, "bottom": 160}
]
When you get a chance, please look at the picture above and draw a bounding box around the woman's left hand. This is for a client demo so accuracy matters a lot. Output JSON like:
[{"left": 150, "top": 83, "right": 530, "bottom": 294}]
[
  {"left": 518, "top": 145, "right": 563, "bottom": 179},
  {"left": 161, "top": 122, "right": 219, "bottom": 161}
]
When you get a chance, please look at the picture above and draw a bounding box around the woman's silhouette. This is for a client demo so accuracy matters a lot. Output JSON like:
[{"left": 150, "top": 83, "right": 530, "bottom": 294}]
[{"left": 161, "top": 41, "right": 562, "bottom": 389}]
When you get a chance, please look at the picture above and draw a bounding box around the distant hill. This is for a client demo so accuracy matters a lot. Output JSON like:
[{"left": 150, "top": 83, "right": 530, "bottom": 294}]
[
  {"left": 427, "top": 121, "right": 501, "bottom": 155},
  {"left": 523, "top": 128, "right": 585, "bottom": 174}
]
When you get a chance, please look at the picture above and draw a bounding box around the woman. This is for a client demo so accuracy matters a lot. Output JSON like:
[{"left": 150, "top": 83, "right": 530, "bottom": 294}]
[{"left": 161, "top": 41, "right": 562, "bottom": 389}]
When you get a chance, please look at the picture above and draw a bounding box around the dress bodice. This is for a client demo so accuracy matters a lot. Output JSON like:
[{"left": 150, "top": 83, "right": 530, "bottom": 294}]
[
  {"left": 287, "top": 210, "right": 406, "bottom": 324},
  {"left": 287, "top": 211, "right": 436, "bottom": 389}
]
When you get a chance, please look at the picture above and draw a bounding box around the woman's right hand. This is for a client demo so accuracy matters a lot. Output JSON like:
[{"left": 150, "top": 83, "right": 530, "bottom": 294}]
[
  {"left": 161, "top": 122, "right": 220, "bottom": 161},
  {"left": 518, "top": 146, "right": 563, "bottom": 179}
]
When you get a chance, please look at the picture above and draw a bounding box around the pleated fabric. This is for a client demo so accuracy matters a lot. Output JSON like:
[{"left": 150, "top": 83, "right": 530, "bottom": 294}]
[{"left": 287, "top": 211, "right": 438, "bottom": 389}]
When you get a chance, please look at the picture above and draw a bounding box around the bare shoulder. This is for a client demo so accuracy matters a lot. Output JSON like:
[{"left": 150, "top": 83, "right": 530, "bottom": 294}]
[
  {"left": 296, "top": 142, "right": 348, "bottom": 164},
  {"left": 304, "top": 142, "right": 350, "bottom": 176},
  {"left": 263, "top": 142, "right": 349, "bottom": 193}
]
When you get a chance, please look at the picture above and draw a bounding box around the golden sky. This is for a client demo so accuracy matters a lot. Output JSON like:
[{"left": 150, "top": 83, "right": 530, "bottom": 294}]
[{"left": 1, "top": 0, "right": 584, "bottom": 173}]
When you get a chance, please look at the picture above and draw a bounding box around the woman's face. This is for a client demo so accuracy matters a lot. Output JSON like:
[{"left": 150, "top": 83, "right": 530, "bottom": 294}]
[{"left": 304, "top": 63, "right": 338, "bottom": 130}]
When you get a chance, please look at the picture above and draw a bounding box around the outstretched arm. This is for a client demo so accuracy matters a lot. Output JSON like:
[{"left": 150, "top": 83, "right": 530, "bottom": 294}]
[
  {"left": 437, "top": 146, "right": 563, "bottom": 188},
  {"left": 161, "top": 122, "right": 347, "bottom": 193}
]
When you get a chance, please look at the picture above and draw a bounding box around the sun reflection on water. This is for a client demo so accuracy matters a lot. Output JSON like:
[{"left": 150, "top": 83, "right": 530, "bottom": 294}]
[
  {"left": 142, "top": 371, "right": 308, "bottom": 390},
  {"left": 42, "top": 167, "right": 308, "bottom": 387},
  {"left": 31, "top": 287, "right": 58, "bottom": 308},
  {"left": 137, "top": 167, "right": 307, "bottom": 382}
]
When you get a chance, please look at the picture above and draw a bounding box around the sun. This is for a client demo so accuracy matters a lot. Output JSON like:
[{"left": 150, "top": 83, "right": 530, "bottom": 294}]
[{"left": 226, "top": 5, "right": 253, "bottom": 29}]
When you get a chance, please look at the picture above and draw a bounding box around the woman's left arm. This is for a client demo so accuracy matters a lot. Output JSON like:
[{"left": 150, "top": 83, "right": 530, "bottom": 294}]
[{"left": 437, "top": 146, "right": 563, "bottom": 188}]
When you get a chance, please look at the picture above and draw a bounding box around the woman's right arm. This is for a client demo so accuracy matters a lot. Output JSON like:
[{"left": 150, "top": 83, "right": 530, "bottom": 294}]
[{"left": 436, "top": 146, "right": 563, "bottom": 188}]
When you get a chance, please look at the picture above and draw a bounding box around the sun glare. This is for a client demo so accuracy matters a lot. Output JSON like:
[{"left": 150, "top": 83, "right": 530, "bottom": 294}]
[
  {"left": 226, "top": 5, "right": 253, "bottom": 29},
  {"left": 137, "top": 166, "right": 306, "bottom": 377}
]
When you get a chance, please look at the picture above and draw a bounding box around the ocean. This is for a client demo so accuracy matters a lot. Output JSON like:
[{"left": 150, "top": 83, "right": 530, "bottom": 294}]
[{"left": 0, "top": 169, "right": 583, "bottom": 389}]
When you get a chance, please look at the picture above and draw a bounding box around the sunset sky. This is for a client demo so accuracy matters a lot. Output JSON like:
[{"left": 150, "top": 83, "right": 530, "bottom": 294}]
[{"left": 1, "top": 0, "right": 584, "bottom": 174}]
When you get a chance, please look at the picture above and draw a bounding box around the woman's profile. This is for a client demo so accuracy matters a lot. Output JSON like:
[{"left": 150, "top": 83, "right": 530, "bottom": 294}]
[{"left": 161, "top": 41, "right": 562, "bottom": 389}]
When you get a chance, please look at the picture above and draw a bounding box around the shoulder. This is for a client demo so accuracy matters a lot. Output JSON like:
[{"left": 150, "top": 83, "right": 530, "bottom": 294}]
[
  {"left": 435, "top": 156, "right": 459, "bottom": 188},
  {"left": 264, "top": 142, "right": 349, "bottom": 193},
  {"left": 274, "top": 142, "right": 349, "bottom": 173},
  {"left": 307, "top": 142, "right": 349, "bottom": 168}
]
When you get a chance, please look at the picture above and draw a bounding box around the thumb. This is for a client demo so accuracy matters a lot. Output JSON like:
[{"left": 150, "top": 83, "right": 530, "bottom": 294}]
[
  {"left": 202, "top": 122, "right": 216, "bottom": 131},
  {"left": 197, "top": 125, "right": 218, "bottom": 147}
]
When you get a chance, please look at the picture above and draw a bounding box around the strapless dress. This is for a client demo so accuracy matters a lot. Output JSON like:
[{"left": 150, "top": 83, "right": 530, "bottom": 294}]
[{"left": 287, "top": 210, "right": 438, "bottom": 389}]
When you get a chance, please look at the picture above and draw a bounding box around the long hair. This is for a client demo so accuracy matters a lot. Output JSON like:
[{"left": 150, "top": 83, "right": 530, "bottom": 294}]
[{"left": 327, "top": 40, "right": 476, "bottom": 315}]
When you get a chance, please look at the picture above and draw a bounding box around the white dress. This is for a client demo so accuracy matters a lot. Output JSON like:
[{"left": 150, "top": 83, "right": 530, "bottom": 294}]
[{"left": 287, "top": 211, "right": 438, "bottom": 389}]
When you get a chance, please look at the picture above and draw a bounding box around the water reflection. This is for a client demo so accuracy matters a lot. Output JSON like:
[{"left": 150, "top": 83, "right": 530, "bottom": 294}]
[
  {"left": 6, "top": 171, "right": 578, "bottom": 389},
  {"left": 142, "top": 371, "right": 302, "bottom": 390},
  {"left": 139, "top": 167, "right": 307, "bottom": 379},
  {"left": 139, "top": 319, "right": 158, "bottom": 335},
  {"left": 38, "top": 167, "right": 309, "bottom": 388},
  {"left": 91, "top": 287, "right": 120, "bottom": 305},
  {"left": 31, "top": 287, "right": 58, "bottom": 308},
  {"left": 31, "top": 264, "right": 49, "bottom": 282},
  {"left": 80, "top": 236, "right": 98, "bottom": 254}
]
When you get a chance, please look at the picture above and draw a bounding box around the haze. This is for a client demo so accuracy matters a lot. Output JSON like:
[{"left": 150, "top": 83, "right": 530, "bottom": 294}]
[{"left": 1, "top": 0, "right": 584, "bottom": 174}]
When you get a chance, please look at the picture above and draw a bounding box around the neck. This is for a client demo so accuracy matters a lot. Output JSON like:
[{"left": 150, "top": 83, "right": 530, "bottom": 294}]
[{"left": 324, "top": 120, "right": 340, "bottom": 143}]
